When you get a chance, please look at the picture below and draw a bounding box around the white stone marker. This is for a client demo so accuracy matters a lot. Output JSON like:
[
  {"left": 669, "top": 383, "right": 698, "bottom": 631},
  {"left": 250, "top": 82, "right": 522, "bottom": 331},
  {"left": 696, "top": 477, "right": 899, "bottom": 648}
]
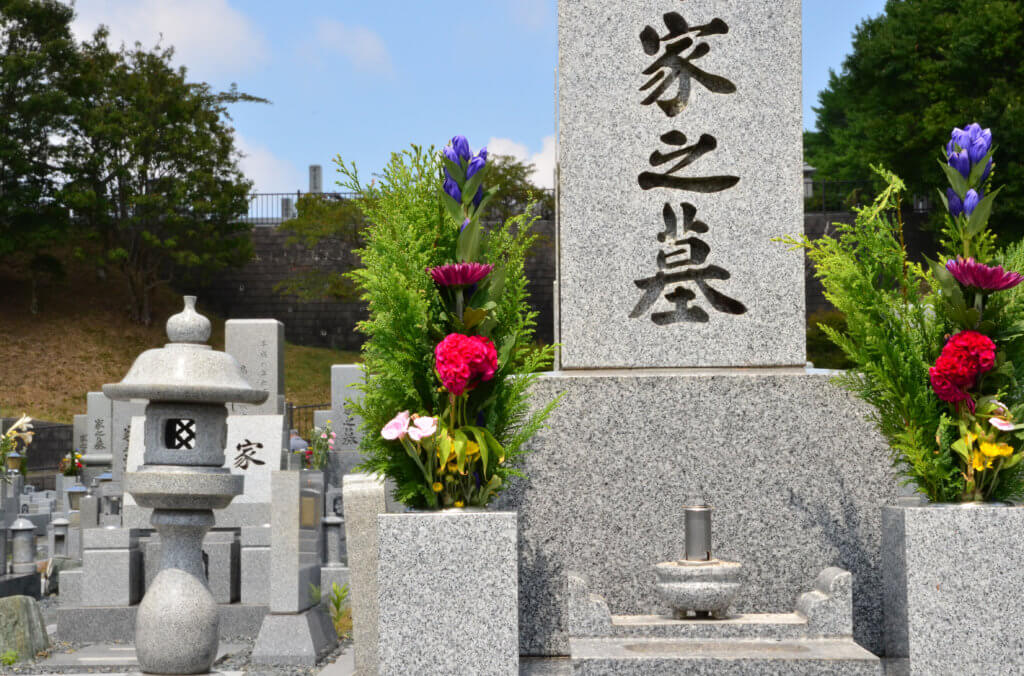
[
  {"left": 226, "top": 319, "right": 285, "bottom": 416},
  {"left": 84, "top": 392, "right": 112, "bottom": 458},
  {"left": 558, "top": 0, "right": 804, "bottom": 368}
]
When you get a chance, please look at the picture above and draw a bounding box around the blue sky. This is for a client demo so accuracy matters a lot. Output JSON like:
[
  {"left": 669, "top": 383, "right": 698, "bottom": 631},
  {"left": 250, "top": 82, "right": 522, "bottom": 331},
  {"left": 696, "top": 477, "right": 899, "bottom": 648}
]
[{"left": 69, "top": 0, "right": 887, "bottom": 193}]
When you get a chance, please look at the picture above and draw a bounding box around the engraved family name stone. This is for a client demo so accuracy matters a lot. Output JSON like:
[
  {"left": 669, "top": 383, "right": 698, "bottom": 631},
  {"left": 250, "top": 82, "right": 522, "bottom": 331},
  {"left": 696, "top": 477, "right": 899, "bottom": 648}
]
[{"left": 558, "top": 0, "right": 804, "bottom": 368}]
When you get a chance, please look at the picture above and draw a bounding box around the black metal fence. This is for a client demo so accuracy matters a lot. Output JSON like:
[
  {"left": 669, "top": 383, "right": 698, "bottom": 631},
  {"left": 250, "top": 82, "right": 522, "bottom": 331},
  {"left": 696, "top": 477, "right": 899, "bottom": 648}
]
[
  {"left": 286, "top": 403, "right": 330, "bottom": 438},
  {"left": 804, "top": 179, "right": 875, "bottom": 214},
  {"left": 242, "top": 192, "right": 358, "bottom": 226}
]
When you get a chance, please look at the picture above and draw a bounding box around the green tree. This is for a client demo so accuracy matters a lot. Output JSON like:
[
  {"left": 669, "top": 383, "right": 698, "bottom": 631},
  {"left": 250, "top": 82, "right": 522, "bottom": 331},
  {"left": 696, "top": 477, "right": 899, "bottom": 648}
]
[
  {"left": 0, "top": 0, "right": 79, "bottom": 270},
  {"left": 805, "top": 0, "right": 1024, "bottom": 241},
  {"left": 64, "top": 33, "right": 266, "bottom": 323}
]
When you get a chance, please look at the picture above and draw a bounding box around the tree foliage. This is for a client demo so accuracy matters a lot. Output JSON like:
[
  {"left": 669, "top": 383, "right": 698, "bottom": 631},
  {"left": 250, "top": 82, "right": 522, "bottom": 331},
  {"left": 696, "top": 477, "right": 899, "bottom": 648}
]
[
  {"left": 0, "top": 0, "right": 78, "bottom": 263},
  {"left": 805, "top": 0, "right": 1024, "bottom": 241},
  {"left": 62, "top": 33, "right": 264, "bottom": 324}
]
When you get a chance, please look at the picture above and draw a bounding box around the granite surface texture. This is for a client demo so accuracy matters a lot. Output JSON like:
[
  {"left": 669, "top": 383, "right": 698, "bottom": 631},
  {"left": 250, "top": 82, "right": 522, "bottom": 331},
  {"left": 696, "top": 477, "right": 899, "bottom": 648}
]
[
  {"left": 240, "top": 524, "right": 271, "bottom": 605},
  {"left": 882, "top": 505, "right": 1024, "bottom": 673},
  {"left": 58, "top": 568, "right": 82, "bottom": 605},
  {"left": 377, "top": 511, "right": 519, "bottom": 676},
  {"left": 268, "top": 470, "right": 322, "bottom": 613},
  {"left": 558, "top": 0, "right": 805, "bottom": 368},
  {"left": 342, "top": 474, "right": 386, "bottom": 676},
  {"left": 250, "top": 605, "right": 337, "bottom": 666},
  {"left": 81, "top": 527, "right": 141, "bottom": 607},
  {"left": 569, "top": 637, "right": 882, "bottom": 676},
  {"left": 499, "top": 371, "right": 896, "bottom": 655},
  {"left": 135, "top": 568, "right": 220, "bottom": 674},
  {"left": 84, "top": 391, "right": 112, "bottom": 460},
  {"left": 795, "top": 567, "right": 853, "bottom": 637},
  {"left": 55, "top": 603, "right": 268, "bottom": 642}
]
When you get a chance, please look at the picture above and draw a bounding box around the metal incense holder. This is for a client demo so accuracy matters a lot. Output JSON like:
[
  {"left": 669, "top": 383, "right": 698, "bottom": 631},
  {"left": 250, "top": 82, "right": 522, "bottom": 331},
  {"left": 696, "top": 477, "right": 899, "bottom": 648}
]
[{"left": 653, "top": 498, "right": 743, "bottom": 620}]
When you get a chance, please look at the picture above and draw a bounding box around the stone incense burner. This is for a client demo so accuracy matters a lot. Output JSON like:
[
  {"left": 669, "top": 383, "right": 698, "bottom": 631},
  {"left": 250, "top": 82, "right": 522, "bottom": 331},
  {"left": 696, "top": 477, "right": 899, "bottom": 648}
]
[
  {"left": 654, "top": 500, "right": 743, "bottom": 619},
  {"left": 104, "top": 296, "right": 267, "bottom": 674}
]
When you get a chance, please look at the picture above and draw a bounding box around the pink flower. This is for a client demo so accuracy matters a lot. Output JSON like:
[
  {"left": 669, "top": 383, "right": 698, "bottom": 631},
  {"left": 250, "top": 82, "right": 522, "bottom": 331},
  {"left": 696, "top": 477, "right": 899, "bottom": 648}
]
[
  {"left": 428, "top": 262, "right": 494, "bottom": 288},
  {"left": 321, "top": 433, "right": 328, "bottom": 439},
  {"left": 330, "top": 432, "right": 336, "bottom": 438},
  {"left": 435, "top": 333, "right": 499, "bottom": 396},
  {"left": 946, "top": 257, "right": 1023, "bottom": 292},
  {"left": 381, "top": 411, "right": 411, "bottom": 440},
  {"left": 408, "top": 416, "right": 438, "bottom": 442},
  {"left": 990, "top": 417, "right": 1016, "bottom": 432}
]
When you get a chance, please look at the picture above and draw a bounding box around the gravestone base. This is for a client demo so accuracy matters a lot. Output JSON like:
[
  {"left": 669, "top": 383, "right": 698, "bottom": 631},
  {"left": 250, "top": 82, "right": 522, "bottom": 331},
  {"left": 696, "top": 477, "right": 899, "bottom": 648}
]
[
  {"left": 503, "top": 369, "right": 897, "bottom": 656},
  {"left": 55, "top": 603, "right": 269, "bottom": 643},
  {"left": 320, "top": 565, "right": 350, "bottom": 599},
  {"left": 569, "top": 637, "right": 882, "bottom": 675},
  {"left": 250, "top": 606, "right": 337, "bottom": 666}
]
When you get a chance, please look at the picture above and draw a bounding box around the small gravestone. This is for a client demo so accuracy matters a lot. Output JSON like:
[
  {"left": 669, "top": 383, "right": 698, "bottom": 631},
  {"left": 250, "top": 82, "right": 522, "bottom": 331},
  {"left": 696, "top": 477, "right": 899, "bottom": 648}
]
[
  {"left": 227, "top": 319, "right": 285, "bottom": 416},
  {"left": 82, "top": 392, "right": 113, "bottom": 485},
  {"left": 329, "top": 365, "right": 364, "bottom": 451}
]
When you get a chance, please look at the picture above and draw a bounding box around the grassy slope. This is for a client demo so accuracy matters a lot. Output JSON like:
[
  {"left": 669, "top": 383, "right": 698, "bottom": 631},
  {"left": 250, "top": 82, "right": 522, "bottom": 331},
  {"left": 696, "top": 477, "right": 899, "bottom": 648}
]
[{"left": 0, "top": 262, "right": 357, "bottom": 423}]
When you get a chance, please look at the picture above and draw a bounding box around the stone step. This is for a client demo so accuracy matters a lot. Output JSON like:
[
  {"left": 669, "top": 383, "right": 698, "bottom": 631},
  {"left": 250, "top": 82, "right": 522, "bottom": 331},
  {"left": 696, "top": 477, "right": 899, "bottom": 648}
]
[{"left": 570, "top": 637, "right": 882, "bottom": 676}]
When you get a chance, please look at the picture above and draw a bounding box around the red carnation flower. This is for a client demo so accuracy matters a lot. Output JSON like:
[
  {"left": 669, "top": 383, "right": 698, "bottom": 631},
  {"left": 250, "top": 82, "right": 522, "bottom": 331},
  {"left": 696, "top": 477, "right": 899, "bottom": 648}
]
[
  {"left": 946, "top": 257, "right": 1023, "bottom": 292},
  {"left": 428, "top": 262, "right": 494, "bottom": 288},
  {"left": 435, "top": 333, "right": 499, "bottom": 396},
  {"left": 929, "top": 330, "right": 997, "bottom": 404}
]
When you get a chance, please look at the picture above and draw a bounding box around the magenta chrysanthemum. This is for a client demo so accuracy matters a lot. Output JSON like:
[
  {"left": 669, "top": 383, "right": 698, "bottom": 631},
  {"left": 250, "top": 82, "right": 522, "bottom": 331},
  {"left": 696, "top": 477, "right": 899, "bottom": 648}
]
[
  {"left": 427, "top": 262, "right": 493, "bottom": 287},
  {"left": 946, "top": 257, "right": 1024, "bottom": 292}
]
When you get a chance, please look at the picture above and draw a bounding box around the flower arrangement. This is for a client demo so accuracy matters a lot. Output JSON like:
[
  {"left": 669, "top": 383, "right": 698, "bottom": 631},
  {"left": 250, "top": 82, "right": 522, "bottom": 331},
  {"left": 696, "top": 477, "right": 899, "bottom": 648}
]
[
  {"left": 59, "top": 450, "right": 84, "bottom": 477},
  {"left": 786, "top": 123, "right": 1024, "bottom": 502},
  {"left": 341, "top": 137, "right": 558, "bottom": 509},
  {"left": 303, "top": 422, "right": 335, "bottom": 470},
  {"left": 1, "top": 415, "right": 34, "bottom": 482}
]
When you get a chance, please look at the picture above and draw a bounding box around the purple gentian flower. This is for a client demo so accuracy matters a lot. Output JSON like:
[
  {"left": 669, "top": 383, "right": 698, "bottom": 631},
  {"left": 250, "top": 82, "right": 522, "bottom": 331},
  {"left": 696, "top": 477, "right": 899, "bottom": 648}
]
[
  {"left": 461, "top": 218, "right": 470, "bottom": 232},
  {"left": 947, "top": 188, "right": 963, "bottom": 217},
  {"left": 466, "top": 154, "right": 486, "bottom": 179},
  {"left": 451, "top": 135, "right": 471, "bottom": 161},
  {"left": 969, "top": 132, "right": 992, "bottom": 165},
  {"left": 948, "top": 149, "right": 970, "bottom": 178},
  {"left": 443, "top": 176, "right": 462, "bottom": 202},
  {"left": 442, "top": 145, "right": 459, "bottom": 165},
  {"left": 964, "top": 189, "right": 982, "bottom": 216},
  {"left": 473, "top": 185, "right": 483, "bottom": 208}
]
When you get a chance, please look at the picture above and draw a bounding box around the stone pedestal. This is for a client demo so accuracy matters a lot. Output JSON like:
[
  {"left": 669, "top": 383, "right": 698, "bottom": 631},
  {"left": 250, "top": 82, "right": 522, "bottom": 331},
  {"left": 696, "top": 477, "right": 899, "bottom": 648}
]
[
  {"left": 241, "top": 524, "right": 271, "bottom": 605},
  {"left": 81, "top": 527, "right": 142, "bottom": 607},
  {"left": 882, "top": 505, "right": 1024, "bottom": 674},
  {"left": 377, "top": 510, "right": 519, "bottom": 676},
  {"left": 343, "top": 474, "right": 386, "bottom": 676}
]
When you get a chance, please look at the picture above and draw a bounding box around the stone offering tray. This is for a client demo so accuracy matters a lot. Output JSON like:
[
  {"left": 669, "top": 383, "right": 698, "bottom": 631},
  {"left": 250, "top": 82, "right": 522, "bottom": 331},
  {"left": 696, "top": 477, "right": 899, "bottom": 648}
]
[{"left": 568, "top": 568, "right": 882, "bottom": 675}]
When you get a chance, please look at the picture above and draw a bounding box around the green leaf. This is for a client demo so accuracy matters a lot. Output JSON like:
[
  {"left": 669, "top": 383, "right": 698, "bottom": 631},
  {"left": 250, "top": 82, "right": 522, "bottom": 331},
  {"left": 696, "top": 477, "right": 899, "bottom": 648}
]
[
  {"left": 939, "top": 159, "right": 968, "bottom": 198},
  {"left": 951, "top": 438, "right": 970, "bottom": 462},
  {"left": 440, "top": 189, "right": 464, "bottom": 224},
  {"left": 964, "top": 187, "right": 1002, "bottom": 237},
  {"left": 486, "top": 263, "right": 506, "bottom": 302},
  {"left": 442, "top": 157, "right": 465, "bottom": 185},
  {"left": 462, "top": 307, "right": 487, "bottom": 330},
  {"left": 464, "top": 426, "right": 490, "bottom": 473},
  {"left": 481, "top": 427, "right": 506, "bottom": 464},
  {"left": 967, "top": 148, "right": 995, "bottom": 187},
  {"left": 453, "top": 429, "right": 468, "bottom": 472},
  {"left": 461, "top": 171, "right": 485, "bottom": 208},
  {"left": 456, "top": 217, "right": 483, "bottom": 262}
]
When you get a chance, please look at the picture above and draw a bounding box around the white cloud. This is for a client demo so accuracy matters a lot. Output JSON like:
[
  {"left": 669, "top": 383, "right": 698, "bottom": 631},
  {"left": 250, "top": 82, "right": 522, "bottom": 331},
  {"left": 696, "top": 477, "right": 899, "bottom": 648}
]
[
  {"left": 70, "top": 0, "right": 268, "bottom": 77},
  {"left": 235, "top": 134, "right": 304, "bottom": 194},
  {"left": 486, "top": 135, "right": 556, "bottom": 189},
  {"left": 314, "top": 19, "right": 394, "bottom": 76}
]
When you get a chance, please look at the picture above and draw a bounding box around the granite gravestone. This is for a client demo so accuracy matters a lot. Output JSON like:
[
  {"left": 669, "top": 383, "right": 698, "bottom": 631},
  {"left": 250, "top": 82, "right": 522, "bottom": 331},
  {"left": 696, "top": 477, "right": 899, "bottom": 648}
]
[
  {"left": 227, "top": 319, "right": 285, "bottom": 416},
  {"left": 82, "top": 392, "right": 113, "bottom": 484},
  {"left": 558, "top": 0, "right": 804, "bottom": 368},
  {"left": 73, "top": 415, "right": 88, "bottom": 456},
  {"left": 329, "top": 365, "right": 364, "bottom": 451},
  {"left": 500, "top": 0, "right": 897, "bottom": 657},
  {"left": 111, "top": 400, "right": 146, "bottom": 487}
]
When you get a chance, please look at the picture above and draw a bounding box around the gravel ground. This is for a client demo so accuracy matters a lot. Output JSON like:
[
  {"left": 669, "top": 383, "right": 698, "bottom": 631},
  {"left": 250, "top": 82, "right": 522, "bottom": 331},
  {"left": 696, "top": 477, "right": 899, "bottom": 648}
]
[{"left": 6, "top": 632, "right": 352, "bottom": 675}]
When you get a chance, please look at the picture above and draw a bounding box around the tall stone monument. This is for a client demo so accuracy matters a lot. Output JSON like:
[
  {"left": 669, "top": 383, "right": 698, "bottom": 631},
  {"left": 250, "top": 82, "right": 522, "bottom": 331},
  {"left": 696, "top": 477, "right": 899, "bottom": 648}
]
[{"left": 503, "top": 0, "right": 896, "bottom": 657}]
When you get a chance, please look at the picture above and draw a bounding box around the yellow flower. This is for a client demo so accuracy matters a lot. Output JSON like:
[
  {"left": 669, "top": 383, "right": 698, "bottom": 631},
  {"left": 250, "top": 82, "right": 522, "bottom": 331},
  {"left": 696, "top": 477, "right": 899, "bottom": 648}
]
[
  {"left": 972, "top": 451, "right": 992, "bottom": 472},
  {"left": 454, "top": 501, "right": 464, "bottom": 508},
  {"left": 979, "top": 441, "right": 1014, "bottom": 459},
  {"left": 432, "top": 482, "right": 443, "bottom": 493},
  {"left": 467, "top": 441, "right": 480, "bottom": 458}
]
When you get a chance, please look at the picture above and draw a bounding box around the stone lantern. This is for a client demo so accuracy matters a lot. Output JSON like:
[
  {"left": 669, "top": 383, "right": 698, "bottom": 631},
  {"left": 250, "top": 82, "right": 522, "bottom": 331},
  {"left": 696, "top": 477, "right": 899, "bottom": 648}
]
[
  {"left": 9, "top": 517, "right": 36, "bottom": 575},
  {"left": 104, "top": 296, "right": 266, "bottom": 674}
]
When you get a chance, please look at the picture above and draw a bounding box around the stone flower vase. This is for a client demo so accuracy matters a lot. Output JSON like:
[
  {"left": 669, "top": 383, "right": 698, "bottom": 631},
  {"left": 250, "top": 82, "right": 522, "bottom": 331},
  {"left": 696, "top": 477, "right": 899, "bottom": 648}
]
[
  {"left": 882, "top": 503, "right": 1024, "bottom": 674},
  {"left": 376, "top": 507, "right": 519, "bottom": 676}
]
